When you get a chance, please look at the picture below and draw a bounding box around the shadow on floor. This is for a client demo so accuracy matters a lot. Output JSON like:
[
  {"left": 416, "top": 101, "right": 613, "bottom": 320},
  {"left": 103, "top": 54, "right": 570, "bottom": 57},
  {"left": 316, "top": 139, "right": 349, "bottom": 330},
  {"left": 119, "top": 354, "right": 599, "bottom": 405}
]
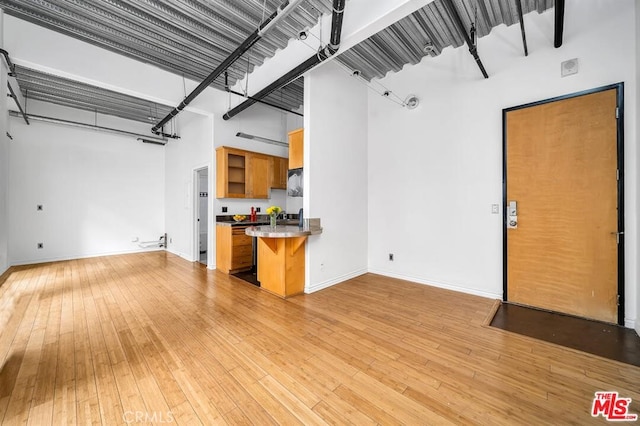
[{"left": 490, "top": 303, "right": 640, "bottom": 367}]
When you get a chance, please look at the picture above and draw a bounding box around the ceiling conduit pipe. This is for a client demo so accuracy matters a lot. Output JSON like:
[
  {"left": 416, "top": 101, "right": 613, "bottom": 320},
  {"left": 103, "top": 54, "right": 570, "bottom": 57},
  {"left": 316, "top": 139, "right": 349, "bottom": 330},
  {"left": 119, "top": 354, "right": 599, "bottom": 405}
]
[
  {"left": 11, "top": 111, "right": 168, "bottom": 143},
  {"left": 553, "top": 0, "right": 565, "bottom": 48},
  {"left": 443, "top": 0, "right": 489, "bottom": 79},
  {"left": 222, "top": 0, "right": 345, "bottom": 121},
  {"left": 151, "top": 0, "right": 304, "bottom": 135}
]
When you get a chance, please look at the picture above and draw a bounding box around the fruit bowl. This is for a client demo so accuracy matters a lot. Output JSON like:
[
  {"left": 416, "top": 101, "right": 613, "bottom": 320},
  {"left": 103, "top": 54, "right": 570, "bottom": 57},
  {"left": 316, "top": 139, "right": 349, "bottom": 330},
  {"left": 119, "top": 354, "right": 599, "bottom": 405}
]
[{"left": 233, "top": 214, "right": 246, "bottom": 222}]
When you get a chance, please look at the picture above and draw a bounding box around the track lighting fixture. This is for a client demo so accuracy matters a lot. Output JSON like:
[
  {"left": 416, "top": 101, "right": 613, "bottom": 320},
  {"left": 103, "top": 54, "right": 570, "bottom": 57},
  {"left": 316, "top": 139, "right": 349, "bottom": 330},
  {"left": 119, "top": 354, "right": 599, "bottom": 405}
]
[{"left": 403, "top": 95, "right": 420, "bottom": 110}]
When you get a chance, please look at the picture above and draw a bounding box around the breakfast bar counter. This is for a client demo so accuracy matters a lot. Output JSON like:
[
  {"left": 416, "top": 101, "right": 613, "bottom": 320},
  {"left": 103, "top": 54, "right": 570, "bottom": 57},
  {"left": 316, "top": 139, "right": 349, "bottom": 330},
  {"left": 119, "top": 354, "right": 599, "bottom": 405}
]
[{"left": 245, "top": 224, "right": 322, "bottom": 298}]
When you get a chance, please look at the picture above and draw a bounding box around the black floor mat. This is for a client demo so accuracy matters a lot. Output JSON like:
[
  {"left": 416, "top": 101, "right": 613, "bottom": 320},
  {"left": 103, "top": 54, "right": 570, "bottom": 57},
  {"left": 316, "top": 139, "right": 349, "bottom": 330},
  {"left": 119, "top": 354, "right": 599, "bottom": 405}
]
[
  {"left": 231, "top": 270, "right": 260, "bottom": 287},
  {"left": 490, "top": 303, "right": 640, "bottom": 367}
]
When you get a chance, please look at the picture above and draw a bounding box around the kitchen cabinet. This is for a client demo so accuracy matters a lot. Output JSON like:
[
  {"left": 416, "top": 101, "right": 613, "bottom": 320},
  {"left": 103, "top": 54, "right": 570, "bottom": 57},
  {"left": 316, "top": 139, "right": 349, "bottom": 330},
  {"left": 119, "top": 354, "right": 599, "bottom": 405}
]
[
  {"left": 216, "top": 146, "right": 247, "bottom": 198},
  {"left": 216, "top": 147, "right": 277, "bottom": 199},
  {"left": 270, "top": 156, "right": 287, "bottom": 190},
  {"left": 216, "top": 225, "right": 253, "bottom": 273},
  {"left": 288, "top": 128, "right": 303, "bottom": 169},
  {"left": 247, "top": 153, "right": 270, "bottom": 198}
]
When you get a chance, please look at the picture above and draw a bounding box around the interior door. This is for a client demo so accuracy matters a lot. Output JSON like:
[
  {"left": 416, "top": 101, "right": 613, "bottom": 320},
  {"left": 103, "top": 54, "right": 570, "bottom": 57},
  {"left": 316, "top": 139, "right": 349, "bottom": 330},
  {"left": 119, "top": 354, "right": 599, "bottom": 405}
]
[{"left": 504, "top": 86, "right": 623, "bottom": 324}]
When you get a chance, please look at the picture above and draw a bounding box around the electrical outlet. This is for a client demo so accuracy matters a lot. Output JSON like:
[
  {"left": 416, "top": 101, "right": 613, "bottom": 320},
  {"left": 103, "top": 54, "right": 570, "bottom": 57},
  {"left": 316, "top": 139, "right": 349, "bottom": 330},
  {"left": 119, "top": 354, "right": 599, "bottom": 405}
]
[
  {"left": 37, "top": 243, "right": 44, "bottom": 249},
  {"left": 389, "top": 253, "right": 394, "bottom": 261},
  {"left": 222, "top": 206, "right": 228, "bottom": 213},
  {"left": 37, "top": 204, "right": 43, "bottom": 211},
  {"left": 256, "top": 207, "right": 261, "bottom": 212}
]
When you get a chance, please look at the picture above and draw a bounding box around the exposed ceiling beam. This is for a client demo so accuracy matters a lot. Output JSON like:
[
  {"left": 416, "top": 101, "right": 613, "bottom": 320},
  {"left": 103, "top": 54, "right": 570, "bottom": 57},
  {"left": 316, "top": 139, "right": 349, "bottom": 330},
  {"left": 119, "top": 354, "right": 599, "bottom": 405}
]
[
  {"left": 151, "top": 0, "right": 304, "bottom": 135},
  {"left": 554, "top": 0, "right": 565, "bottom": 48},
  {"left": 515, "top": 0, "right": 529, "bottom": 56},
  {"left": 443, "top": 0, "right": 489, "bottom": 79}
]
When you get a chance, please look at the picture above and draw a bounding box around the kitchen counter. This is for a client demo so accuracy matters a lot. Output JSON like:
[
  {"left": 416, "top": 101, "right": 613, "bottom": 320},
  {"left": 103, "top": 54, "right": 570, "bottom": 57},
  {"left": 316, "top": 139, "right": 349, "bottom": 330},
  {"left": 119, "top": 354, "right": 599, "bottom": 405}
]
[
  {"left": 216, "top": 219, "right": 301, "bottom": 227},
  {"left": 246, "top": 220, "right": 322, "bottom": 299},
  {"left": 245, "top": 225, "right": 323, "bottom": 238}
]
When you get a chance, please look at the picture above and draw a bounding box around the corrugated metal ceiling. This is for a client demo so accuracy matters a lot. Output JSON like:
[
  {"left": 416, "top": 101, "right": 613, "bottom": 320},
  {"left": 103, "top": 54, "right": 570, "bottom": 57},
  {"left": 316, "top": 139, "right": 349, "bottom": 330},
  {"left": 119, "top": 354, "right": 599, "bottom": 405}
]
[
  {"left": 13, "top": 65, "right": 175, "bottom": 123},
  {"left": 2, "top": 0, "right": 554, "bottom": 124},
  {"left": 337, "top": 0, "right": 553, "bottom": 81}
]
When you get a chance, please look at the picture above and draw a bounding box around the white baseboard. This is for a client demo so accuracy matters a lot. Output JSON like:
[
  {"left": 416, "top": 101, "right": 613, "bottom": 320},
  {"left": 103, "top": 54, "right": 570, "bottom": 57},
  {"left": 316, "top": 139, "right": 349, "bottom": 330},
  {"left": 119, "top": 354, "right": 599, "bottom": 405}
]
[
  {"left": 367, "top": 268, "right": 503, "bottom": 300},
  {"left": 625, "top": 318, "right": 636, "bottom": 330},
  {"left": 9, "top": 247, "right": 165, "bottom": 266},
  {"left": 305, "top": 268, "right": 368, "bottom": 294}
]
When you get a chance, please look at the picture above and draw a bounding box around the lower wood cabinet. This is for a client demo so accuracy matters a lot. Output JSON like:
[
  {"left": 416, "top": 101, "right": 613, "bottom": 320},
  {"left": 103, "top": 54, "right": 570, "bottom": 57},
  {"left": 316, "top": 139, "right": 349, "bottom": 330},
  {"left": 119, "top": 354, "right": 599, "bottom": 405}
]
[{"left": 216, "top": 225, "right": 253, "bottom": 274}]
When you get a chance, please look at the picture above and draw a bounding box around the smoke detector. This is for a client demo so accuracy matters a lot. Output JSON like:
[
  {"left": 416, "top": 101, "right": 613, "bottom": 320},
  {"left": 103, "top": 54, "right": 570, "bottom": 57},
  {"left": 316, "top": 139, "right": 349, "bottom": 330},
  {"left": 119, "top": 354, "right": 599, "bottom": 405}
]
[{"left": 404, "top": 95, "right": 420, "bottom": 110}]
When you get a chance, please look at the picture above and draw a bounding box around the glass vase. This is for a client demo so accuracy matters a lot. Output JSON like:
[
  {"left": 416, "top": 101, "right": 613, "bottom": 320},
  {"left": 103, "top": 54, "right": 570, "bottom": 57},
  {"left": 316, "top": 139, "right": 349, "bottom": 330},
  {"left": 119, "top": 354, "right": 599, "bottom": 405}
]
[{"left": 270, "top": 214, "right": 277, "bottom": 228}]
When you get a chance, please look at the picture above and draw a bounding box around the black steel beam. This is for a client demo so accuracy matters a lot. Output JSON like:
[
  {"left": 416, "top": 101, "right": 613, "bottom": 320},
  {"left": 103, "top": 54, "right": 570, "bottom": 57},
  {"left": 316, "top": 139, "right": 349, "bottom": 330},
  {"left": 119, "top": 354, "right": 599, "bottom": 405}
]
[
  {"left": 151, "top": 0, "right": 299, "bottom": 134},
  {"left": 226, "top": 88, "right": 303, "bottom": 117},
  {"left": 515, "top": 0, "right": 529, "bottom": 56},
  {"left": 554, "top": 0, "right": 565, "bottom": 48},
  {"left": 443, "top": 0, "right": 488, "bottom": 79},
  {"left": 222, "top": 0, "right": 345, "bottom": 120}
]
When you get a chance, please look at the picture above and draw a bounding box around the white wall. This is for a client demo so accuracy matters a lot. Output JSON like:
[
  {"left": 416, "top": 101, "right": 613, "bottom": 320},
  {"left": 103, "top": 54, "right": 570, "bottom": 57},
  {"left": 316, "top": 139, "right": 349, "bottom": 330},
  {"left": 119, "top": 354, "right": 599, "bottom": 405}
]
[
  {"left": 636, "top": 1, "right": 640, "bottom": 336},
  {"left": 0, "top": 10, "right": 9, "bottom": 275},
  {"left": 367, "top": 0, "right": 638, "bottom": 327},
  {"left": 212, "top": 94, "right": 293, "bottom": 219},
  {"left": 305, "top": 61, "right": 368, "bottom": 292},
  {"left": 8, "top": 102, "right": 165, "bottom": 264},
  {"left": 4, "top": 14, "right": 301, "bottom": 269},
  {"left": 164, "top": 112, "right": 213, "bottom": 265}
]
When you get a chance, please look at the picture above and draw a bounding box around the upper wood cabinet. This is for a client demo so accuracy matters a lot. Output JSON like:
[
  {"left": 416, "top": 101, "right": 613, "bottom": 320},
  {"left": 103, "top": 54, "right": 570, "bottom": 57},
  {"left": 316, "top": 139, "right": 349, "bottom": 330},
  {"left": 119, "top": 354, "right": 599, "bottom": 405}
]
[
  {"left": 288, "top": 128, "right": 303, "bottom": 169},
  {"left": 216, "top": 146, "right": 247, "bottom": 198},
  {"left": 247, "top": 153, "right": 270, "bottom": 199},
  {"left": 216, "top": 146, "right": 288, "bottom": 198},
  {"left": 270, "top": 156, "right": 287, "bottom": 190}
]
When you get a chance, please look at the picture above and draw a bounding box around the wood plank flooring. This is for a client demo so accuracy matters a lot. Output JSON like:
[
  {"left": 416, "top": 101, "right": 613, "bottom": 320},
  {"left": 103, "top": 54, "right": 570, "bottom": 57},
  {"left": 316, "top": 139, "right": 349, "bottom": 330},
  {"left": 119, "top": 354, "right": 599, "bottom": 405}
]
[{"left": 1, "top": 251, "right": 639, "bottom": 424}]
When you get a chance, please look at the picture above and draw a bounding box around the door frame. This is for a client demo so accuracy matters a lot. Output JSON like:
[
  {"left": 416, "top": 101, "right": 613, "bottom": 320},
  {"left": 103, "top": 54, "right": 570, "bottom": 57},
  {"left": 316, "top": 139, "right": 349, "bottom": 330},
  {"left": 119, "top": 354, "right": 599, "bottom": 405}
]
[
  {"left": 502, "top": 82, "right": 625, "bottom": 325},
  {"left": 193, "top": 165, "right": 211, "bottom": 267}
]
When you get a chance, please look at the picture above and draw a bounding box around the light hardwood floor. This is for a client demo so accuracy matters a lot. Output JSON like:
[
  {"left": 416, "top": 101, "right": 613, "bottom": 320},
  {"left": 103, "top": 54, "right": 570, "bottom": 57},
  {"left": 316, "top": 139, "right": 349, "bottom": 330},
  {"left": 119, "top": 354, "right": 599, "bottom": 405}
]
[{"left": 0, "top": 251, "right": 638, "bottom": 425}]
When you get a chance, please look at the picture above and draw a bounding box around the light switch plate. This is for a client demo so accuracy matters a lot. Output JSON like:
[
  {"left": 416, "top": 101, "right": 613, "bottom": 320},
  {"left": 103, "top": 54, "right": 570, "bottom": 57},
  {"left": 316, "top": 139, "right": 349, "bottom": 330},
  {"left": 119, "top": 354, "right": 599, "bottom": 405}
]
[{"left": 491, "top": 204, "right": 500, "bottom": 214}]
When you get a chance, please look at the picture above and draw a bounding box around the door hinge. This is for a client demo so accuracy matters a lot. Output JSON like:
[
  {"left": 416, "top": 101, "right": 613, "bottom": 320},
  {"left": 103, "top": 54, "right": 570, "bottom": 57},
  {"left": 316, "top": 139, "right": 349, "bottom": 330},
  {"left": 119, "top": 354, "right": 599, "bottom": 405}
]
[
  {"left": 617, "top": 295, "right": 620, "bottom": 306},
  {"left": 617, "top": 169, "right": 619, "bottom": 181},
  {"left": 615, "top": 107, "right": 619, "bottom": 119}
]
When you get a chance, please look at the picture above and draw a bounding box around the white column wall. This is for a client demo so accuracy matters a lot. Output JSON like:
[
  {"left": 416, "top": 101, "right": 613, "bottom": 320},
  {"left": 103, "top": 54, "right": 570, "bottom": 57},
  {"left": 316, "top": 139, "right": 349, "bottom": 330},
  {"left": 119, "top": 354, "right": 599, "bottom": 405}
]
[
  {"left": 367, "top": 0, "right": 638, "bottom": 327},
  {"left": 304, "top": 61, "right": 368, "bottom": 292},
  {"left": 163, "top": 112, "right": 214, "bottom": 265},
  {"left": 0, "top": 9, "right": 9, "bottom": 274}
]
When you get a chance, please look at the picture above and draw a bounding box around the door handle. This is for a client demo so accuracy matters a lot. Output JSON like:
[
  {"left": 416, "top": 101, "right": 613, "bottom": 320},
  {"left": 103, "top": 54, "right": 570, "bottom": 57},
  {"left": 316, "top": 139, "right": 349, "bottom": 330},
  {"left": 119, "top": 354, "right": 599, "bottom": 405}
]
[{"left": 507, "top": 200, "right": 517, "bottom": 229}]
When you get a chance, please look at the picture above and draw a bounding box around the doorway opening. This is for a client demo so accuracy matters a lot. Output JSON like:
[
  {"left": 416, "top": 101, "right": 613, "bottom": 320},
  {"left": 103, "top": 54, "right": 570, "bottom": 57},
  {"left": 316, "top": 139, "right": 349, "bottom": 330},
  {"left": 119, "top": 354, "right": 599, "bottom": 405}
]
[{"left": 195, "top": 167, "right": 209, "bottom": 266}]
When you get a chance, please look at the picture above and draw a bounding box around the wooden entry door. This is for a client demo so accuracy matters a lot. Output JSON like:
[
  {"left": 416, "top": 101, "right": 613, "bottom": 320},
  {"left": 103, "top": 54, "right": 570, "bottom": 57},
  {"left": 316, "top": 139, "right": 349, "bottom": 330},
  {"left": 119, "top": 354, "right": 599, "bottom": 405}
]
[{"left": 504, "top": 87, "right": 623, "bottom": 324}]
